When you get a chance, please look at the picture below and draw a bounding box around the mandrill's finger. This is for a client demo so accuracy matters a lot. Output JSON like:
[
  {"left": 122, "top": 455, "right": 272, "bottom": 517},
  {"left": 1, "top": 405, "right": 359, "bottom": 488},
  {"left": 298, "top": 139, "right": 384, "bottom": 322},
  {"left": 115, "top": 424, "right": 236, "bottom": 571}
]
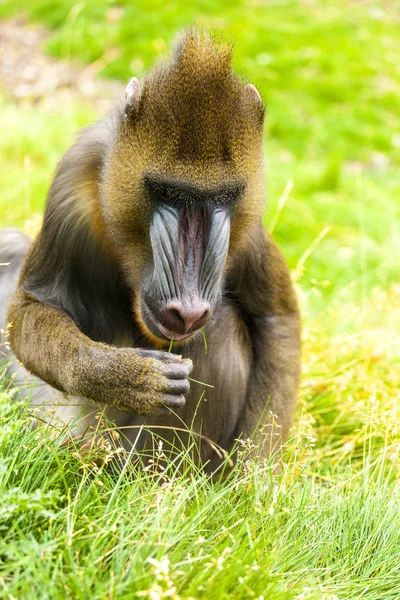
[
  {"left": 162, "top": 361, "right": 193, "bottom": 379},
  {"left": 161, "top": 394, "right": 186, "bottom": 409},
  {"left": 137, "top": 349, "right": 185, "bottom": 363},
  {"left": 161, "top": 377, "right": 190, "bottom": 395}
]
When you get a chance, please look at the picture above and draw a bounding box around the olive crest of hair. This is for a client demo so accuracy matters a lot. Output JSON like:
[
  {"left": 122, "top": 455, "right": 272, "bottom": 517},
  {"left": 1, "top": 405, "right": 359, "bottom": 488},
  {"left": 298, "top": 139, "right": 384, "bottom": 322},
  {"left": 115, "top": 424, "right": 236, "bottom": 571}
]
[{"left": 123, "top": 30, "right": 265, "bottom": 159}]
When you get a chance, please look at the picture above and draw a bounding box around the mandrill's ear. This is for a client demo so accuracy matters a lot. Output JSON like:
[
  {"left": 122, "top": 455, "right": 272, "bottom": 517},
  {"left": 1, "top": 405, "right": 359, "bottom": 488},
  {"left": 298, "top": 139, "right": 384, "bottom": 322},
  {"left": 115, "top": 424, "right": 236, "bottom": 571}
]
[
  {"left": 124, "top": 77, "right": 142, "bottom": 116},
  {"left": 245, "top": 83, "right": 265, "bottom": 122},
  {"left": 245, "top": 83, "right": 262, "bottom": 104}
]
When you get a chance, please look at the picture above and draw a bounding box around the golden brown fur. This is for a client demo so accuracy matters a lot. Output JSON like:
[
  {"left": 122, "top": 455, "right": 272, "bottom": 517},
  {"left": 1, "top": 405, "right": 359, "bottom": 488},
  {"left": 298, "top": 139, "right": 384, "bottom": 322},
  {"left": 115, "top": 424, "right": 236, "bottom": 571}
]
[{"left": 2, "top": 31, "right": 301, "bottom": 469}]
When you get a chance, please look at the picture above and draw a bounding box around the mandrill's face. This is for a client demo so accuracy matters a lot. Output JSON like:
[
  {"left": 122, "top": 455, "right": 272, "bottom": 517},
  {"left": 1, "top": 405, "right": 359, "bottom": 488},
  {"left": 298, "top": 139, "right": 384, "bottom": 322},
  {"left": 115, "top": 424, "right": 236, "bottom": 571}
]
[{"left": 100, "top": 39, "right": 265, "bottom": 345}]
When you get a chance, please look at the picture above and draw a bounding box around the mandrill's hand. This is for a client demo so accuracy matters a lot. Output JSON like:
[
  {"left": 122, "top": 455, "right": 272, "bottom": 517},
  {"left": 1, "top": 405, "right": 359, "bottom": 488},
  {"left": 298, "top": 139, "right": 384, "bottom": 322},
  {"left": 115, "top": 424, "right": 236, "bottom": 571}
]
[{"left": 78, "top": 347, "right": 193, "bottom": 415}]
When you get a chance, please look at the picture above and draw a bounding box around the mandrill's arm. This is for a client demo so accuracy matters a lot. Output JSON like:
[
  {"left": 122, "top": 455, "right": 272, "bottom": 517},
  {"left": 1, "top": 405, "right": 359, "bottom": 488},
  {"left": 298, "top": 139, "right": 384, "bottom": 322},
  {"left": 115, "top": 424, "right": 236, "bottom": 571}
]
[
  {"left": 231, "top": 220, "right": 301, "bottom": 455},
  {"left": 8, "top": 119, "right": 192, "bottom": 416},
  {"left": 8, "top": 288, "right": 191, "bottom": 415}
]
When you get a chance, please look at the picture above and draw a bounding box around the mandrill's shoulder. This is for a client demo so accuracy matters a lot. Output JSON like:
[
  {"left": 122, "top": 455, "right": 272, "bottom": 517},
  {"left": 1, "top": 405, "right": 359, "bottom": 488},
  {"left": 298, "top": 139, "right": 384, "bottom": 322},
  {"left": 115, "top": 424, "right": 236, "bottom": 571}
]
[
  {"left": 226, "top": 220, "right": 299, "bottom": 317},
  {"left": 48, "top": 109, "right": 121, "bottom": 201}
]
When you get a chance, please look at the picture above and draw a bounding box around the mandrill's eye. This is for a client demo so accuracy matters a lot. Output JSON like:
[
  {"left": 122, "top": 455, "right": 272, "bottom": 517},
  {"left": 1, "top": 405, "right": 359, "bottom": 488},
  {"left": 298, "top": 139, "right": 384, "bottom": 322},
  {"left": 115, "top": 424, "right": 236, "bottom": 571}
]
[
  {"left": 143, "top": 174, "right": 246, "bottom": 210},
  {"left": 144, "top": 176, "right": 183, "bottom": 208}
]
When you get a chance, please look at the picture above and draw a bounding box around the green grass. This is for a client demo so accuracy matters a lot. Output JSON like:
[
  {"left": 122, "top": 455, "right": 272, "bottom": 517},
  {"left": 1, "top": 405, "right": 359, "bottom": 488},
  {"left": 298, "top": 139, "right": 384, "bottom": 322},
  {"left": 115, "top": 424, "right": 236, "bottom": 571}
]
[{"left": 1, "top": 0, "right": 400, "bottom": 597}]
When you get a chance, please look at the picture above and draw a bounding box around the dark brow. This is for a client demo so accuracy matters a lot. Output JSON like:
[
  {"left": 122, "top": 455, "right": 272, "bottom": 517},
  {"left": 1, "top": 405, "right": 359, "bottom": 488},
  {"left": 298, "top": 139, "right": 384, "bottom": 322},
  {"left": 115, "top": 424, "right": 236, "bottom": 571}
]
[{"left": 143, "top": 174, "right": 246, "bottom": 208}]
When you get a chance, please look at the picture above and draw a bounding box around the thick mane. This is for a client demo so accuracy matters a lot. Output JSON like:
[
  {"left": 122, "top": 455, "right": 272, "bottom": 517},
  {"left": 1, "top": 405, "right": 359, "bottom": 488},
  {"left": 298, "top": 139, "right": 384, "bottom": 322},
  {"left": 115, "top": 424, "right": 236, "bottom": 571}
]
[
  {"left": 172, "top": 30, "right": 233, "bottom": 84},
  {"left": 143, "top": 30, "right": 240, "bottom": 108},
  {"left": 137, "top": 31, "right": 258, "bottom": 163}
]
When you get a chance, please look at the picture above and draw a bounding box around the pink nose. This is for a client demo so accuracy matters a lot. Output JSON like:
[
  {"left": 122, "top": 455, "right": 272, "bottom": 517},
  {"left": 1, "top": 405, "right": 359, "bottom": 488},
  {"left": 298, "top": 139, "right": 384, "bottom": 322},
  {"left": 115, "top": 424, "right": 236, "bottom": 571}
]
[{"left": 163, "top": 300, "right": 211, "bottom": 335}]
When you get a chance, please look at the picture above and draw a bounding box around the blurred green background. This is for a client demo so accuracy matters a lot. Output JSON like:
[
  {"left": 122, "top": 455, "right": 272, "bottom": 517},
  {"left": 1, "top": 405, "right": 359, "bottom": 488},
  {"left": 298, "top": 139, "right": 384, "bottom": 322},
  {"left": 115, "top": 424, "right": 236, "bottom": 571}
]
[{"left": 0, "top": 0, "right": 399, "bottom": 312}]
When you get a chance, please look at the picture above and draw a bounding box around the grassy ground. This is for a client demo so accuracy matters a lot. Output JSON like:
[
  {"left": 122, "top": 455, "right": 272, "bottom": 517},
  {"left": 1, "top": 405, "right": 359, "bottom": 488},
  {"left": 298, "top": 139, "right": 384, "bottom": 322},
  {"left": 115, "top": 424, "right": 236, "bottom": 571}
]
[{"left": 1, "top": 0, "right": 400, "bottom": 598}]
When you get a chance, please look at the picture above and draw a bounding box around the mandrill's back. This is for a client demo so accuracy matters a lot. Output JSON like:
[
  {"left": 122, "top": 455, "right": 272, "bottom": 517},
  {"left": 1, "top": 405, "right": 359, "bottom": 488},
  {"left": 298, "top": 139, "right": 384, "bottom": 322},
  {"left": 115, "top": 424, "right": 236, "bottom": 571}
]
[
  {"left": 0, "top": 229, "right": 30, "bottom": 333},
  {"left": 0, "top": 229, "right": 62, "bottom": 413}
]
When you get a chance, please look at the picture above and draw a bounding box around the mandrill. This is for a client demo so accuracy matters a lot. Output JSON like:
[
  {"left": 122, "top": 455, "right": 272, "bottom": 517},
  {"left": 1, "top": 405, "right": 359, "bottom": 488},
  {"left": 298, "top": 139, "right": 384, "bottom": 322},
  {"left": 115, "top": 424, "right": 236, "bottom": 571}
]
[{"left": 0, "top": 31, "right": 300, "bottom": 470}]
